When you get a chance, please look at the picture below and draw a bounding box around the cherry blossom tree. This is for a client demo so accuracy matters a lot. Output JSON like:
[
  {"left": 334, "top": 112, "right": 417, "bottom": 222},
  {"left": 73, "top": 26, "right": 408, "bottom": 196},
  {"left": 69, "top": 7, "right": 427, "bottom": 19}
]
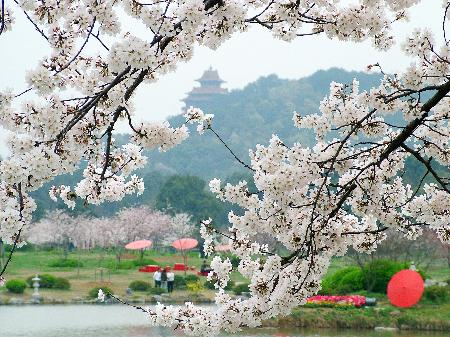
[
  {"left": 164, "top": 213, "right": 196, "bottom": 245},
  {"left": 27, "top": 207, "right": 190, "bottom": 261},
  {"left": 27, "top": 209, "right": 84, "bottom": 258},
  {"left": 0, "top": 0, "right": 449, "bottom": 335}
]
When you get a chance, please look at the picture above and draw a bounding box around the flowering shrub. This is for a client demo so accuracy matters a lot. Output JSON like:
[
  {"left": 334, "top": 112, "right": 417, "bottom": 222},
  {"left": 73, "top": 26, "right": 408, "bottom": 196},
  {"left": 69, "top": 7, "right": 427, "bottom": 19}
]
[
  {"left": 186, "top": 281, "right": 204, "bottom": 293},
  {"left": 307, "top": 295, "right": 366, "bottom": 308}
]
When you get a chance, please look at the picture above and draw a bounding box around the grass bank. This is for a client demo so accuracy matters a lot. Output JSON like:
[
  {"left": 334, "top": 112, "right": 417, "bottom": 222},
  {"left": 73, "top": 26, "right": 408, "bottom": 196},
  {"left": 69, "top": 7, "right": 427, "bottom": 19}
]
[
  {"left": 265, "top": 301, "right": 450, "bottom": 331},
  {"left": 1, "top": 248, "right": 449, "bottom": 332}
]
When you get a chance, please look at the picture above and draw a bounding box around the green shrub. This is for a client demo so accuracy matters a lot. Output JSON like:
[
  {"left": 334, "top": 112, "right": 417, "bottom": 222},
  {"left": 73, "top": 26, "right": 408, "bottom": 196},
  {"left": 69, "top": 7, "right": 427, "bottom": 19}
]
[
  {"left": 174, "top": 275, "right": 187, "bottom": 289},
  {"left": 26, "top": 274, "right": 70, "bottom": 290},
  {"left": 363, "top": 259, "right": 407, "bottom": 293},
  {"left": 6, "top": 279, "right": 27, "bottom": 294},
  {"left": 26, "top": 274, "right": 57, "bottom": 288},
  {"left": 185, "top": 274, "right": 200, "bottom": 283},
  {"left": 88, "top": 286, "right": 113, "bottom": 299},
  {"left": 53, "top": 277, "right": 71, "bottom": 290},
  {"left": 49, "top": 259, "right": 82, "bottom": 268},
  {"left": 320, "top": 267, "right": 364, "bottom": 295},
  {"left": 233, "top": 283, "right": 250, "bottom": 295},
  {"left": 148, "top": 287, "right": 166, "bottom": 295},
  {"left": 423, "top": 286, "right": 449, "bottom": 304},
  {"left": 129, "top": 280, "right": 151, "bottom": 291}
]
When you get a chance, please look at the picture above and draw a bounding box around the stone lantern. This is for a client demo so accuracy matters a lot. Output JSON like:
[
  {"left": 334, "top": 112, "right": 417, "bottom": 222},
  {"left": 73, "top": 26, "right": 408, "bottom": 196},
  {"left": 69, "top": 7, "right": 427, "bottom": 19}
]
[{"left": 31, "top": 274, "right": 41, "bottom": 303}]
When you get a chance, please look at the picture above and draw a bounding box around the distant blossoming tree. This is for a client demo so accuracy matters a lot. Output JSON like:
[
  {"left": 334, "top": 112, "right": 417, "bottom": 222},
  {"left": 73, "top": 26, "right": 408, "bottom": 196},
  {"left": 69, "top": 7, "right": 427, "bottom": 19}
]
[
  {"left": 0, "top": 0, "right": 449, "bottom": 334},
  {"left": 27, "top": 207, "right": 189, "bottom": 255},
  {"left": 27, "top": 210, "right": 84, "bottom": 259}
]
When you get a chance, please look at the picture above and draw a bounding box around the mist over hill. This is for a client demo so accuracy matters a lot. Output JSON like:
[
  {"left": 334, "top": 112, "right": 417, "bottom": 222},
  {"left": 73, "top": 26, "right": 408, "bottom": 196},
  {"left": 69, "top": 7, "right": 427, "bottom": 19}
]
[
  {"left": 31, "top": 68, "right": 442, "bottom": 220},
  {"left": 143, "top": 67, "right": 383, "bottom": 180}
]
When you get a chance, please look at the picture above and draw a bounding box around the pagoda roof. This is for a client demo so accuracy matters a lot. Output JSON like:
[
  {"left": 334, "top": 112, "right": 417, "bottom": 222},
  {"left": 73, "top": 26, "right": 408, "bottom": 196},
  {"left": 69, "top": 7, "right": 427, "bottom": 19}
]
[
  {"left": 196, "top": 67, "right": 225, "bottom": 83},
  {"left": 184, "top": 86, "right": 228, "bottom": 96}
]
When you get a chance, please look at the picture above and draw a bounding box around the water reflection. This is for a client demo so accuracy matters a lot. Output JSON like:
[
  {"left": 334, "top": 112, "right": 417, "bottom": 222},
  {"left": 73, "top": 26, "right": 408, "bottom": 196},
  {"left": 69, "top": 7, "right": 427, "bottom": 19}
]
[{"left": 0, "top": 305, "right": 449, "bottom": 337}]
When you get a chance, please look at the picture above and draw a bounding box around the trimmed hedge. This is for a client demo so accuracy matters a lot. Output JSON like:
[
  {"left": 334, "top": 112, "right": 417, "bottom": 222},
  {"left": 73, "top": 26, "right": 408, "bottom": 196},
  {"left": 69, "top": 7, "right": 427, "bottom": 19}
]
[
  {"left": 321, "top": 260, "right": 417, "bottom": 295},
  {"left": 6, "top": 279, "right": 27, "bottom": 294},
  {"left": 363, "top": 259, "right": 408, "bottom": 293},
  {"left": 321, "top": 267, "right": 364, "bottom": 295},
  {"left": 53, "top": 277, "right": 71, "bottom": 290},
  {"left": 129, "top": 280, "right": 151, "bottom": 291},
  {"left": 26, "top": 274, "right": 70, "bottom": 290}
]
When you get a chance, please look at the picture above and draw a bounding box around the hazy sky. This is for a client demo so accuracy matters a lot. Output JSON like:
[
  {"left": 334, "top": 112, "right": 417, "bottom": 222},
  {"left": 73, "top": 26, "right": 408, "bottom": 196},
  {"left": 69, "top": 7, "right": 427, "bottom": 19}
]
[{"left": 0, "top": 1, "right": 444, "bottom": 157}]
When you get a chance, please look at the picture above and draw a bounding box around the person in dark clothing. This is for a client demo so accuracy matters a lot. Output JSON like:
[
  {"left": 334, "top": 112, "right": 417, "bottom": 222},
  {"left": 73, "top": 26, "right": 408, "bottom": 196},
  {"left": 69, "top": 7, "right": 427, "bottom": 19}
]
[
  {"left": 160, "top": 269, "right": 168, "bottom": 289},
  {"left": 200, "top": 260, "right": 211, "bottom": 274}
]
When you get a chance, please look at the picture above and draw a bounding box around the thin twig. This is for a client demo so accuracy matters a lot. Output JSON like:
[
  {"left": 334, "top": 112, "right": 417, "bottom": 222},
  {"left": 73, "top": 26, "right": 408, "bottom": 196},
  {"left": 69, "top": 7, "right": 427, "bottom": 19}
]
[{"left": 207, "top": 127, "right": 255, "bottom": 172}]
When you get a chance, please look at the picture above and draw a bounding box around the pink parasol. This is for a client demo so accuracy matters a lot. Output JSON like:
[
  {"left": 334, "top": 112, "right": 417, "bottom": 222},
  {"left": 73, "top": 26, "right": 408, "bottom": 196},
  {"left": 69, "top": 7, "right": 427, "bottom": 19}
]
[
  {"left": 215, "top": 244, "right": 231, "bottom": 252},
  {"left": 125, "top": 239, "right": 152, "bottom": 250},
  {"left": 172, "top": 238, "right": 198, "bottom": 251},
  {"left": 171, "top": 238, "right": 198, "bottom": 274}
]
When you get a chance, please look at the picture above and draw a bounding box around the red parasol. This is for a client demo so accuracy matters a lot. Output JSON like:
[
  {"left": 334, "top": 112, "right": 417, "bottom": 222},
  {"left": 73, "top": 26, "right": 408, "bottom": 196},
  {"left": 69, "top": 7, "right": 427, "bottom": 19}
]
[
  {"left": 172, "top": 238, "right": 198, "bottom": 251},
  {"left": 125, "top": 240, "right": 152, "bottom": 250},
  {"left": 215, "top": 244, "right": 231, "bottom": 252},
  {"left": 387, "top": 269, "right": 424, "bottom": 308}
]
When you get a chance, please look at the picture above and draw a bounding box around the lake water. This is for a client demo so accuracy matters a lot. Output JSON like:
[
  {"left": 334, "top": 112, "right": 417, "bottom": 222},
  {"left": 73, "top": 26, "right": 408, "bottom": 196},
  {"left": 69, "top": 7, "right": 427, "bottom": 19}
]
[{"left": 0, "top": 305, "right": 449, "bottom": 337}]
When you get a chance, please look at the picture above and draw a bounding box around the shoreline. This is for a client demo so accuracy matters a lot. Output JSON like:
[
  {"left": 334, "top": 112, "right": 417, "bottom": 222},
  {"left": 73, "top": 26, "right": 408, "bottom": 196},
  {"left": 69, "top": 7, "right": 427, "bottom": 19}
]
[{"left": 1, "top": 297, "right": 449, "bottom": 332}]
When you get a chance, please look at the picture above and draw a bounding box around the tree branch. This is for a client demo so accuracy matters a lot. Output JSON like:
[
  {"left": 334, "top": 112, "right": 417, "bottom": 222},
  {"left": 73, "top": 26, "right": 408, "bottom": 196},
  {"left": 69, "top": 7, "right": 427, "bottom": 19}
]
[{"left": 401, "top": 143, "right": 449, "bottom": 193}]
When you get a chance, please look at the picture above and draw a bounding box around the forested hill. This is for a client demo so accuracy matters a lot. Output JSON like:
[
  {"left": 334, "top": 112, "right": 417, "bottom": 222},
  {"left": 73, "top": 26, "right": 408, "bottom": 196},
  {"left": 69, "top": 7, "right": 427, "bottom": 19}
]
[
  {"left": 33, "top": 68, "right": 439, "bottom": 220},
  {"left": 143, "top": 68, "right": 383, "bottom": 180}
]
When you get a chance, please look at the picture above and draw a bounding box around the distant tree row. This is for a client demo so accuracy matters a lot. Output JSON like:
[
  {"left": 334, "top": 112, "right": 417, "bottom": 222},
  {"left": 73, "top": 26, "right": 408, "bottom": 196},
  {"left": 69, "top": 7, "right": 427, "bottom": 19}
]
[{"left": 26, "top": 207, "right": 194, "bottom": 257}]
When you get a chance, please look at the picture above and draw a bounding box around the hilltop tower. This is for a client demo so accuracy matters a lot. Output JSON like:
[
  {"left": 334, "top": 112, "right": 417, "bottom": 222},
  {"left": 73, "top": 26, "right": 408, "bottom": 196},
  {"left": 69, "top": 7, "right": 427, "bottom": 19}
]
[{"left": 182, "top": 67, "right": 228, "bottom": 110}]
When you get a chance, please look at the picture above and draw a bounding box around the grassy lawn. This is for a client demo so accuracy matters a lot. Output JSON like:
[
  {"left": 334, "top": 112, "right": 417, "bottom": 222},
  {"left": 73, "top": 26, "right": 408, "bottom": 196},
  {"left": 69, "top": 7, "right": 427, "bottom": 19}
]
[
  {"left": 1, "top": 248, "right": 213, "bottom": 300},
  {"left": 1, "top": 248, "right": 448, "bottom": 303},
  {"left": 1, "top": 248, "right": 449, "bottom": 331}
]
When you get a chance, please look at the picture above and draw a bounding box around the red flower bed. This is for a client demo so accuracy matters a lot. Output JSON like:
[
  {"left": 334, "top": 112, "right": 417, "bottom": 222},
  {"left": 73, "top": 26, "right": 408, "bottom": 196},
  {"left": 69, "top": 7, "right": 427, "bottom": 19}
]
[{"left": 307, "top": 295, "right": 366, "bottom": 307}]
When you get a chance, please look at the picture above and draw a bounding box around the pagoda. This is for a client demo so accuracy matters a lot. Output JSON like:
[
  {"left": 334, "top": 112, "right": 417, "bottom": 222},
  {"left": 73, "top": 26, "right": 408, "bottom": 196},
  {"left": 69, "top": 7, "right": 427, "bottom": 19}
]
[{"left": 182, "top": 67, "right": 228, "bottom": 110}]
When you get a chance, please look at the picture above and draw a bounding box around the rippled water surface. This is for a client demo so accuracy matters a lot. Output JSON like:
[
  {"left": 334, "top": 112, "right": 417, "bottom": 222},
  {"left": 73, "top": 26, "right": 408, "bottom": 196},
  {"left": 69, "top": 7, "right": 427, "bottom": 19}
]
[{"left": 1, "top": 305, "right": 449, "bottom": 337}]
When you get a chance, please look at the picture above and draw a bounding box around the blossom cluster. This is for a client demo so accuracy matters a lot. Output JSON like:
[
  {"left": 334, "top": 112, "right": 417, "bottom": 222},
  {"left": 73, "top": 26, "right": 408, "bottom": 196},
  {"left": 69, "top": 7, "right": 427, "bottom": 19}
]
[{"left": 0, "top": 0, "right": 449, "bottom": 335}]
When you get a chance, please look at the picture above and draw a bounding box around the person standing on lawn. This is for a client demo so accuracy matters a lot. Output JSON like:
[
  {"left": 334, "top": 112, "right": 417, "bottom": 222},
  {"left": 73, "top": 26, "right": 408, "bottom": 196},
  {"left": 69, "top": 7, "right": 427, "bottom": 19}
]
[
  {"left": 153, "top": 268, "right": 162, "bottom": 288},
  {"left": 167, "top": 268, "right": 175, "bottom": 293},
  {"left": 160, "top": 268, "right": 168, "bottom": 289},
  {"left": 200, "top": 260, "right": 212, "bottom": 275}
]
